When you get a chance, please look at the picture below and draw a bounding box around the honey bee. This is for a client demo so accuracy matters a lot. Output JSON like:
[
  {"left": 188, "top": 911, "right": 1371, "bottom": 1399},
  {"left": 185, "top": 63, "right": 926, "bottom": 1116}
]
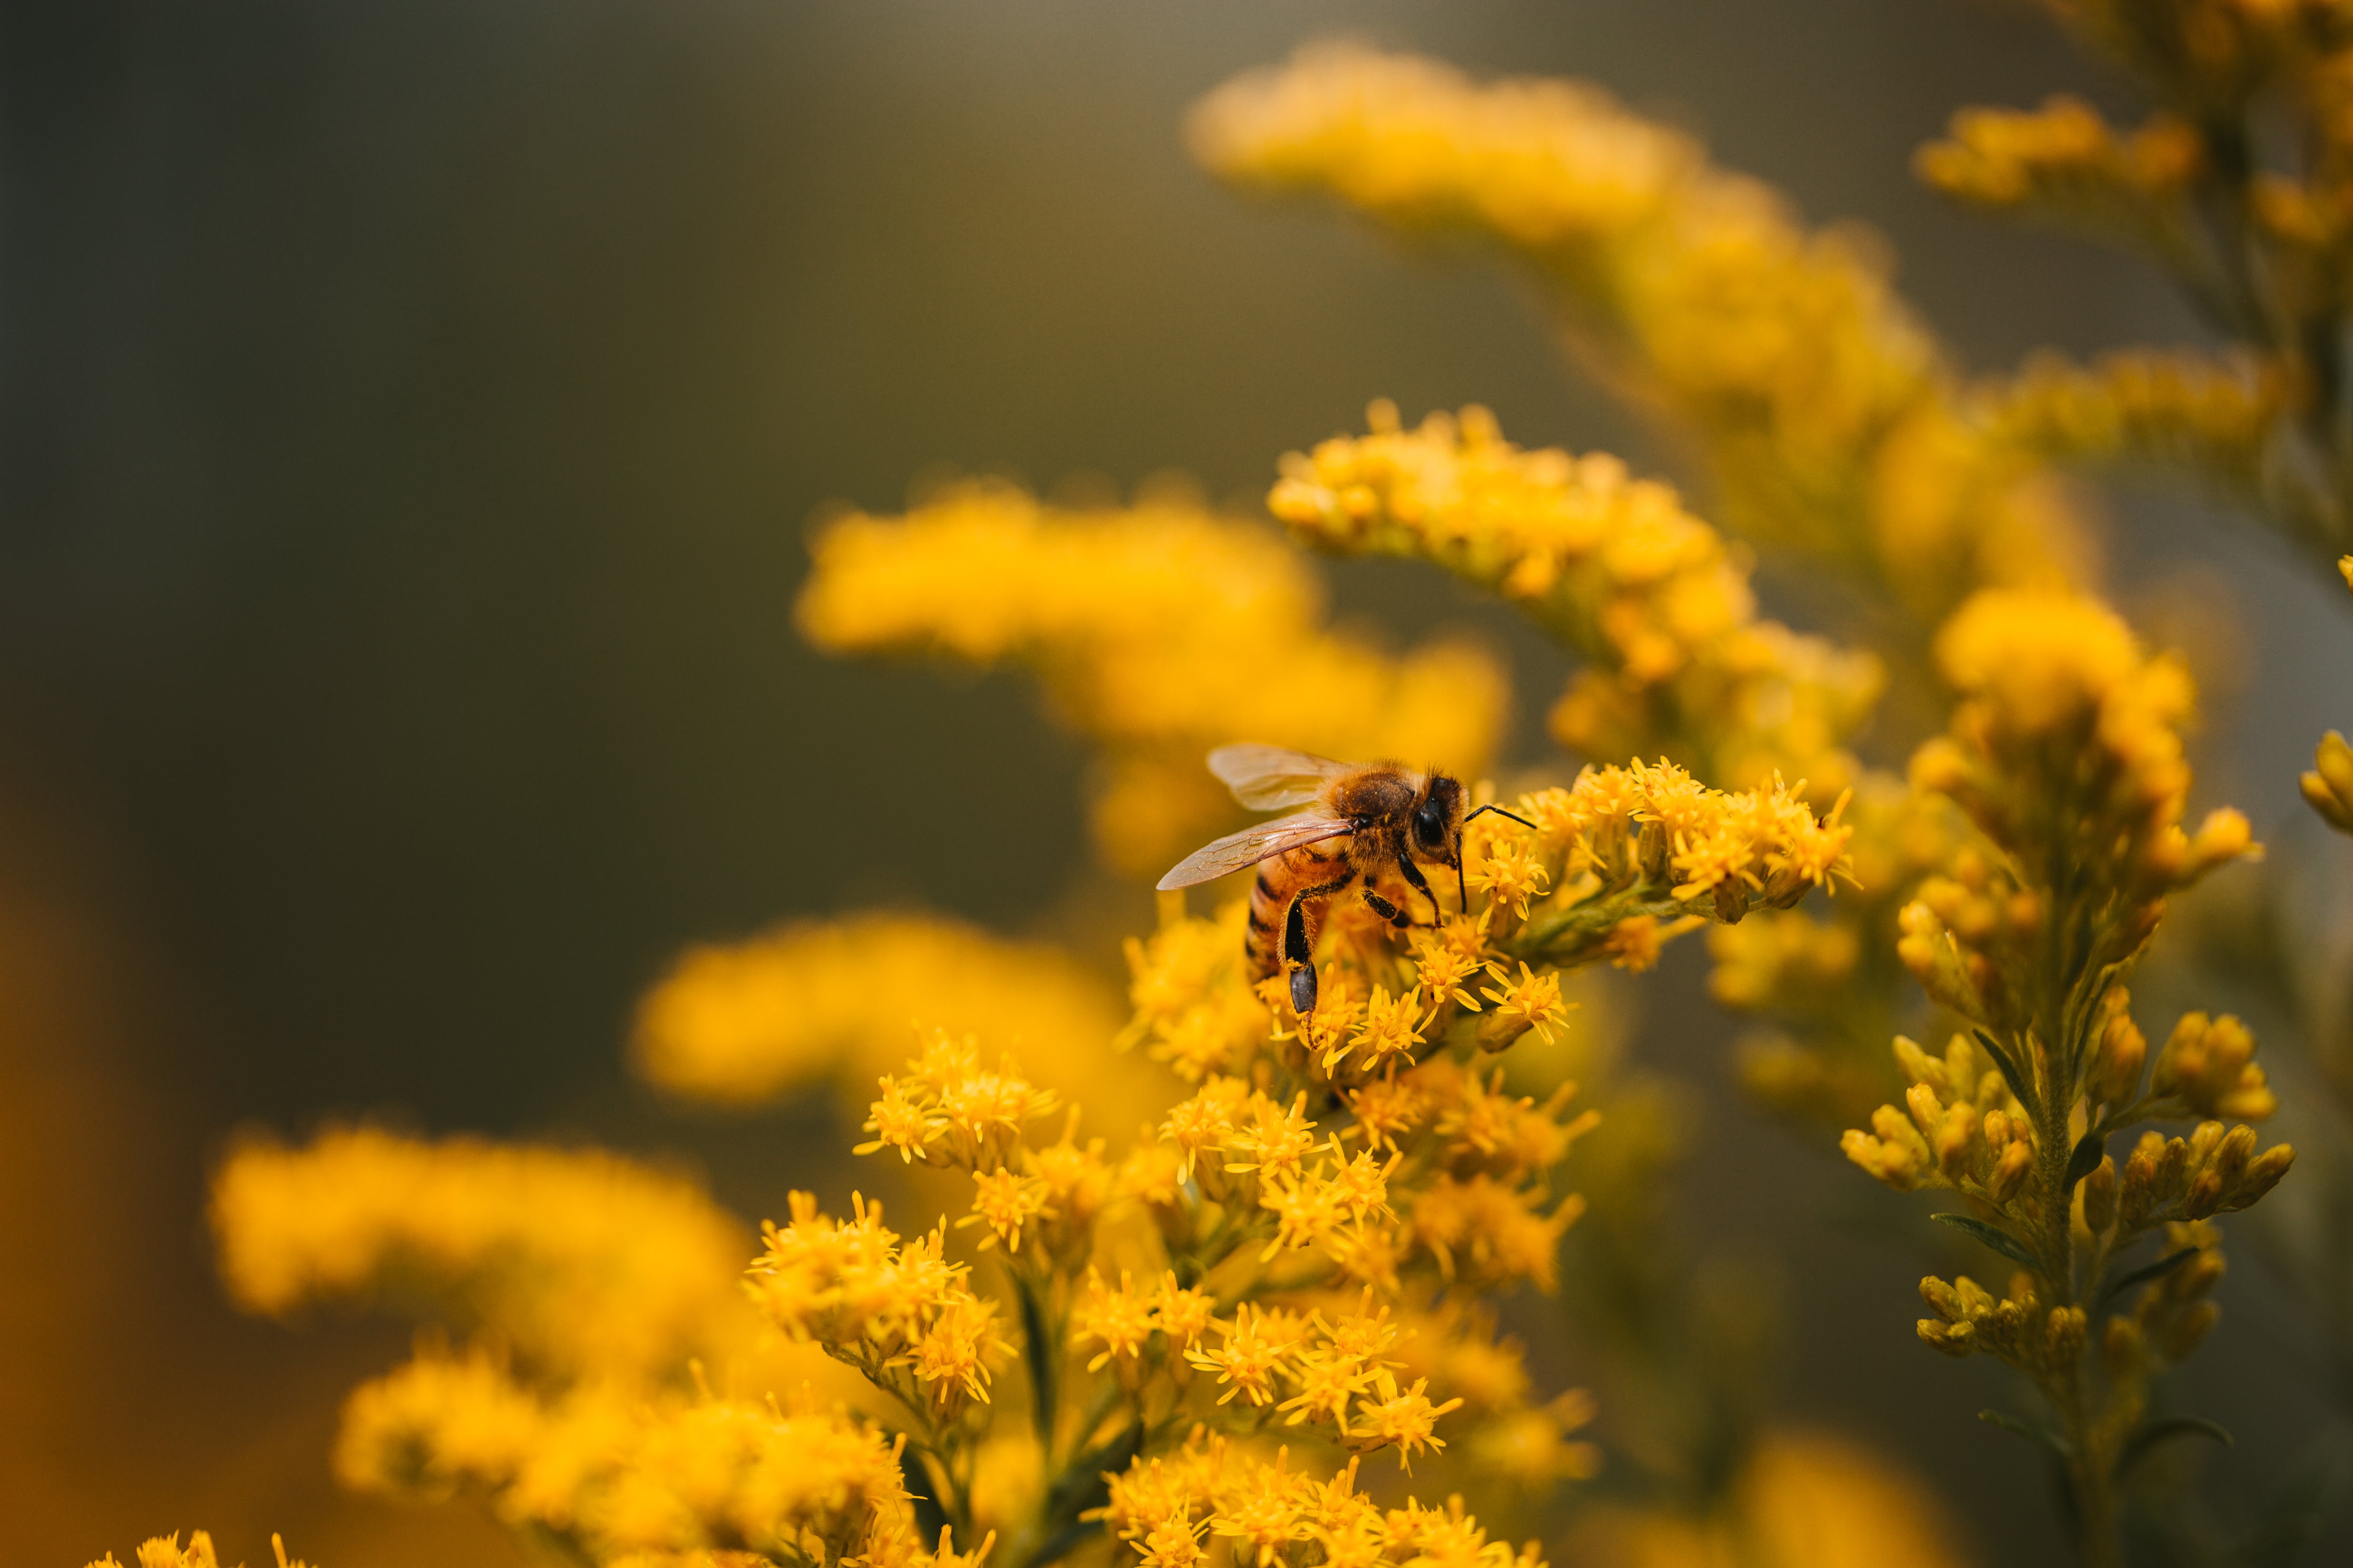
[{"left": 1156, "top": 744, "right": 1535, "bottom": 1015}]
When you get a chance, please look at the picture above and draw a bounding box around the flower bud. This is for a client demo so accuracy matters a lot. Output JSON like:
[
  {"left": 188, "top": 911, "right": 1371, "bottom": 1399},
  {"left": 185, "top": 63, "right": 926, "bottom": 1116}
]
[
  {"left": 1840, "top": 1127, "right": 1922, "bottom": 1191},
  {"left": 1637, "top": 819, "right": 1670, "bottom": 881},
  {"left": 2158, "top": 1300, "right": 2218, "bottom": 1361},
  {"left": 2183, "top": 1168, "right": 2224, "bottom": 1219},
  {"left": 2221, "top": 1142, "right": 2294, "bottom": 1211},
  {"left": 1917, "top": 1317, "right": 1976, "bottom": 1357},
  {"left": 2081, "top": 1155, "right": 2117, "bottom": 1235},
  {"left": 2212, "top": 1124, "right": 2256, "bottom": 1191},
  {"left": 2089, "top": 997, "right": 2146, "bottom": 1106},
  {"left": 2179, "top": 807, "right": 2256, "bottom": 883},
  {"left": 1920, "top": 1276, "right": 1964, "bottom": 1321},
  {"left": 1989, "top": 1138, "right": 2033, "bottom": 1203},
  {"left": 1936, "top": 1103, "right": 1979, "bottom": 1180},
  {"left": 2155, "top": 1014, "right": 2275, "bottom": 1119},
  {"left": 2045, "top": 1305, "right": 2087, "bottom": 1367},
  {"left": 2173, "top": 1248, "right": 2226, "bottom": 1302},
  {"left": 1896, "top": 901, "right": 1982, "bottom": 1016},
  {"left": 1909, "top": 736, "right": 1971, "bottom": 797},
  {"left": 1892, "top": 1035, "right": 1943, "bottom": 1092},
  {"left": 2103, "top": 1315, "right": 2142, "bottom": 1378},
  {"left": 1906, "top": 1082, "right": 1945, "bottom": 1140},
  {"left": 2303, "top": 730, "right": 2353, "bottom": 832}
]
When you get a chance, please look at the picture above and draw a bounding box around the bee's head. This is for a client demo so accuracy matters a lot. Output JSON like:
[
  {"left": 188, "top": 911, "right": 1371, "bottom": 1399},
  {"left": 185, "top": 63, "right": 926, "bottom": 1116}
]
[{"left": 1414, "top": 774, "right": 1465, "bottom": 861}]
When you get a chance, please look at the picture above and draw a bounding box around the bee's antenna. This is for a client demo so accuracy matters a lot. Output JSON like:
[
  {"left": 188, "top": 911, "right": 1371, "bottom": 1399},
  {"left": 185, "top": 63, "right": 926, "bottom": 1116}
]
[{"left": 1456, "top": 804, "right": 1537, "bottom": 912}]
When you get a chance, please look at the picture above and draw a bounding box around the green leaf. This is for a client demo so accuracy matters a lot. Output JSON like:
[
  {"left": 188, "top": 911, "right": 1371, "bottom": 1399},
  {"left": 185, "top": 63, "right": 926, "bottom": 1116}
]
[
  {"left": 1028, "top": 1519, "right": 1105, "bottom": 1568},
  {"left": 1978, "top": 1407, "right": 2072, "bottom": 1457},
  {"left": 1012, "top": 1272, "right": 1057, "bottom": 1451},
  {"left": 2094, "top": 1246, "right": 2199, "bottom": 1313},
  {"left": 1973, "top": 1028, "right": 2037, "bottom": 1111},
  {"left": 1026, "top": 1418, "right": 1143, "bottom": 1566},
  {"left": 1933, "top": 1211, "right": 2042, "bottom": 1270},
  {"left": 900, "top": 1445, "right": 951, "bottom": 1547},
  {"left": 2121, "top": 1415, "right": 2233, "bottom": 1471},
  {"left": 2064, "top": 1129, "right": 2106, "bottom": 1190},
  {"left": 1041, "top": 1419, "right": 1143, "bottom": 1523}
]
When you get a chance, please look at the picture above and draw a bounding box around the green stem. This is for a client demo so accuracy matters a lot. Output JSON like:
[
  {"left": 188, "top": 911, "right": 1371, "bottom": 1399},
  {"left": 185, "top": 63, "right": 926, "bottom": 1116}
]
[{"left": 2032, "top": 1068, "right": 2119, "bottom": 1568}]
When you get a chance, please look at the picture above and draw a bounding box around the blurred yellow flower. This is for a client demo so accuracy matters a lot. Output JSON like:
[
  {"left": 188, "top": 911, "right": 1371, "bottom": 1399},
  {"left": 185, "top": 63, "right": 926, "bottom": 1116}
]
[
  {"left": 212, "top": 1128, "right": 753, "bottom": 1382},
  {"left": 796, "top": 481, "right": 1506, "bottom": 876},
  {"left": 1567, "top": 1428, "right": 1968, "bottom": 1568}
]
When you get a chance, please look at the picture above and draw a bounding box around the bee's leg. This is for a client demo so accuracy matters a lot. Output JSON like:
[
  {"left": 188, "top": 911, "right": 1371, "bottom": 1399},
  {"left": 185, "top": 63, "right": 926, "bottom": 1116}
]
[
  {"left": 1395, "top": 855, "right": 1444, "bottom": 924},
  {"left": 1363, "top": 888, "right": 1412, "bottom": 929},
  {"left": 1284, "top": 871, "right": 1355, "bottom": 1014},
  {"left": 1284, "top": 899, "right": 1317, "bottom": 1013}
]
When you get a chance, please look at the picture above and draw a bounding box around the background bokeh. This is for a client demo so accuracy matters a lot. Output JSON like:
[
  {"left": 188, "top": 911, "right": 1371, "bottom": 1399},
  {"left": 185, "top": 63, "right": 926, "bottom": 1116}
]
[{"left": 5, "top": 1, "right": 2350, "bottom": 1563}]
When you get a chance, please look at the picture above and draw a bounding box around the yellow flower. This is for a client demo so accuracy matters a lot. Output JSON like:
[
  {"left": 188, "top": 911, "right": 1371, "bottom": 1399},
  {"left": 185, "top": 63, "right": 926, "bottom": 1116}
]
[
  {"left": 1477, "top": 964, "right": 1572, "bottom": 1050},
  {"left": 334, "top": 1349, "right": 915, "bottom": 1565},
  {"left": 908, "top": 1293, "right": 1012, "bottom": 1412},
  {"left": 83, "top": 1534, "right": 317, "bottom": 1568},
  {"left": 1329, "top": 984, "right": 1430, "bottom": 1074},
  {"left": 1982, "top": 349, "right": 2285, "bottom": 499},
  {"left": 852, "top": 1032, "right": 1060, "bottom": 1172},
  {"left": 1268, "top": 401, "right": 1879, "bottom": 789},
  {"left": 1198, "top": 44, "right": 2086, "bottom": 624},
  {"left": 1917, "top": 95, "right": 2201, "bottom": 222},
  {"left": 210, "top": 1128, "right": 752, "bottom": 1381},
  {"left": 795, "top": 481, "right": 1504, "bottom": 874},
  {"left": 1351, "top": 1374, "right": 1466, "bottom": 1470},
  {"left": 1072, "top": 1268, "right": 1159, "bottom": 1373},
  {"left": 1186, "top": 1303, "right": 1307, "bottom": 1408},
  {"left": 2304, "top": 730, "right": 2353, "bottom": 835},
  {"left": 1568, "top": 1428, "right": 1968, "bottom": 1568},
  {"left": 632, "top": 912, "right": 1123, "bottom": 1110},
  {"left": 959, "top": 1167, "right": 1053, "bottom": 1254}
]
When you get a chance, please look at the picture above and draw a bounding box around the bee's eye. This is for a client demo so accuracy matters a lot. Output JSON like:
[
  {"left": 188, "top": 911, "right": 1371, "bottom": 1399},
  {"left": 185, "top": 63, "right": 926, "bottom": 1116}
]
[{"left": 1413, "top": 802, "right": 1448, "bottom": 849}]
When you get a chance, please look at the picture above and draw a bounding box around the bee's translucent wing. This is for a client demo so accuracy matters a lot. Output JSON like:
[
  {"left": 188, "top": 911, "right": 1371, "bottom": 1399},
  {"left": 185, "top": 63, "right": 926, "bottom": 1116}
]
[
  {"left": 1156, "top": 811, "right": 1355, "bottom": 890},
  {"left": 1208, "top": 743, "right": 1354, "bottom": 811}
]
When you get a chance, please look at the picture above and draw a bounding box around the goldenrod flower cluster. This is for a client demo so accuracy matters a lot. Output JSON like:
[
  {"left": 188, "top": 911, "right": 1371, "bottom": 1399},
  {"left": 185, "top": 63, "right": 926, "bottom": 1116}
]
[
  {"left": 1566, "top": 1429, "right": 1968, "bottom": 1568},
  {"left": 1900, "top": 590, "right": 2254, "bottom": 1036},
  {"left": 85, "top": 1535, "right": 313, "bottom": 1568},
  {"left": 632, "top": 911, "right": 1143, "bottom": 1122},
  {"left": 1194, "top": 42, "right": 2084, "bottom": 627},
  {"left": 796, "top": 483, "right": 1505, "bottom": 875},
  {"left": 1842, "top": 586, "right": 2287, "bottom": 1552},
  {"left": 1095, "top": 1431, "right": 1554, "bottom": 1568},
  {"left": 336, "top": 1351, "right": 949, "bottom": 1568},
  {"left": 719, "top": 852, "right": 1649, "bottom": 1568},
  {"left": 1917, "top": 95, "right": 2202, "bottom": 239},
  {"left": 212, "top": 1127, "right": 754, "bottom": 1380},
  {"left": 174, "top": 31, "right": 2353, "bottom": 1568},
  {"left": 211, "top": 1130, "right": 966, "bottom": 1568},
  {"left": 1982, "top": 349, "right": 2287, "bottom": 502},
  {"left": 1269, "top": 401, "right": 1879, "bottom": 795},
  {"left": 1208, "top": 44, "right": 2077, "bottom": 1147},
  {"left": 1936, "top": 4, "right": 2353, "bottom": 573}
]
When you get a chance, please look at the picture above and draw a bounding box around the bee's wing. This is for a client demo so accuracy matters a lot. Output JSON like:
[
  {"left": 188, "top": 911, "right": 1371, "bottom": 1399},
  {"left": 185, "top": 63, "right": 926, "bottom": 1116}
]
[
  {"left": 1208, "top": 743, "right": 1354, "bottom": 811},
  {"left": 1156, "top": 811, "right": 1355, "bottom": 891}
]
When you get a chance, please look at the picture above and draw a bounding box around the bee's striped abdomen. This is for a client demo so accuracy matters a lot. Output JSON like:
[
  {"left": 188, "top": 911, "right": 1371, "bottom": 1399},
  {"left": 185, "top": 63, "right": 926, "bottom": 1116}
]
[{"left": 1243, "top": 841, "right": 1352, "bottom": 980}]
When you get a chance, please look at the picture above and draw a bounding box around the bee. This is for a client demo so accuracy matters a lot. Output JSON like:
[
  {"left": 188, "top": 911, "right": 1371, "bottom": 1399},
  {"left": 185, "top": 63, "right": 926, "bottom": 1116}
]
[{"left": 1156, "top": 744, "right": 1535, "bottom": 1015}]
